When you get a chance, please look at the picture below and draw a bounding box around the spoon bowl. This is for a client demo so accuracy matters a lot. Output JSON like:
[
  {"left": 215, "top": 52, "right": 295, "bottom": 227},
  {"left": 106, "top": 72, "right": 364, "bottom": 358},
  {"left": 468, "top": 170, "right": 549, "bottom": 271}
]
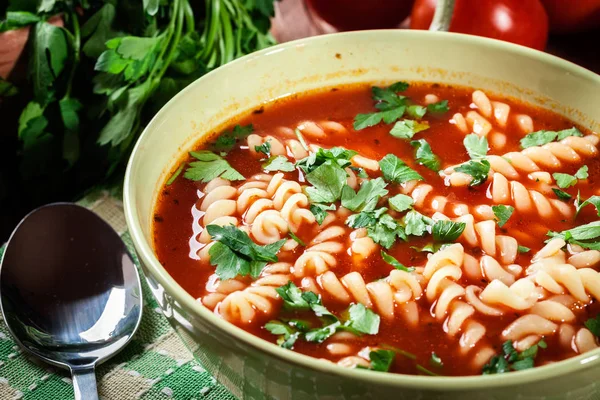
[{"left": 0, "top": 203, "right": 143, "bottom": 399}]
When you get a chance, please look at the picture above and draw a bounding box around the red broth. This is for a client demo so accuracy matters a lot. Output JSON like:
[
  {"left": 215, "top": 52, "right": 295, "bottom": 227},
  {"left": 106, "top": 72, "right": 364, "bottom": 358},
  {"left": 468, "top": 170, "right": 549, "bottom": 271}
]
[{"left": 153, "top": 83, "right": 600, "bottom": 376}]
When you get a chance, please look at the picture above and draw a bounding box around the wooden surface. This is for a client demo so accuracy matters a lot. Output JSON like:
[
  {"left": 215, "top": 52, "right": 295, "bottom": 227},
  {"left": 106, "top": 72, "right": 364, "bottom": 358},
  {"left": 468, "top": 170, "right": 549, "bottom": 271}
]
[{"left": 272, "top": 0, "right": 600, "bottom": 74}]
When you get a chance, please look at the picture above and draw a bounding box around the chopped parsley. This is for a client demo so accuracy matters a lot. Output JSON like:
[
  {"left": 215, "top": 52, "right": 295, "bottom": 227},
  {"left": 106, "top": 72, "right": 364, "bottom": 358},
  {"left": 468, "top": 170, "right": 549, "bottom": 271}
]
[
  {"left": 576, "top": 194, "right": 600, "bottom": 217},
  {"left": 184, "top": 150, "right": 244, "bottom": 183},
  {"left": 379, "top": 154, "right": 423, "bottom": 184},
  {"left": 411, "top": 139, "right": 441, "bottom": 172},
  {"left": 517, "top": 245, "right": 530, "bottom": 253},
  {"left": 353, "top": 82, "right": 410, "bottom": 130},
  {"left": 404, "top": 210, "right": 433, "bottom": 237},
  {"left": 553, "top": 188, "right": 572, "bottom": 201},
  {"left": 305, "top": 162, "right": 348, "bottom": 203},
  {"left": 212, "top": 124, "right": 254, "bottom": 152},
  {"left": 492, "top": 205, "right": 514, "bottom": 228},
  {"left": 366, "top": 349, "right": 396, "bottom": 372},
  {"left": 388, "top": 194, "right": 414, "bottom": 212},
  {"left": 346, "top": 208, "right": 406, "bottom": 249},
  {"left": 427, "top": 100, "right": 449, "bottom": 114},
  {"left": 264, "top": 320, "right": 304, "bottom": 349},
  {"left": 207, "top": 225, "right": 285, "bottom": 280},
  {"left": 482, "top": 339, "right": 546, "bottom": 374},
  {"left": 547, "top": 221, "right": 600, "bottom": 250},
  {"left": 296, "top": 147, "right": 356, "bottom": 174},
  {"left": 310, "top": 203, "right": 336, "bottom": 225},
  {"left": 341, "top": 178, "right": 389, "bottom": 212},
  {"left": 454, "top": 159, "right": 491, "bottom": 186},
  {"left": 585, "top": 315, "right": 600, "bottom": 337},
  {"left": 166, "top": 164, "right": 184, "bottom": 185},
  {"left": 406, "top": 105, "right": 427, "bottom": 119},
  {"left": 390, "top": 120, "right": 429, "bottom": 140},
  {"left": 432, "top": 220, "right": 466, "bottom": 241},
  {"left": 288, "top": 231, "right": 305, "bottom": 246},
  {"left": 254, "top": 141, "right": 271, "bottom": 156},
  {"left": 463, "top": 134, "right": 488, "bottom": 160},
  {"left": 346, "top": 303, "right": 380, "bottom": 335},
  {"left": 520, "top": 127, "right": 583, "bottom": 149},
  {"left": 263, "top": 155, "right": 295, "bottom": 172},
  {"left": 430, "top": 353, "right": 443, "bottom": 368},
  {"left": 380, "top": 250, "right": 414, "bottom": 272}
]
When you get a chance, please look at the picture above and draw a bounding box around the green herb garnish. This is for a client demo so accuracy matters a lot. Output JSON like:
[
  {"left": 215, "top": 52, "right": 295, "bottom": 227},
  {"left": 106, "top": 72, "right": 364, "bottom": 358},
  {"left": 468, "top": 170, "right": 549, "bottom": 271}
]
[
  {"left": 492, "top": 205, "right": 514, "bottom": 228},
  {"left": 411, "top": 139, "right": 441, "bottom": 172},
  {"left": 379, "top": 154, "right": 423, "bottom": 184},
  {"left": 380, "top": 250, "right": 414, "bottom": 272},
  {"left": 184, "top": 151, "right": 245, "bottom": 183},
  {"left": 454, "top": 159, "right": 491, "bottom": 186},
  {"left": 463, "top": 134, "right": 488, "bottom": 160}
]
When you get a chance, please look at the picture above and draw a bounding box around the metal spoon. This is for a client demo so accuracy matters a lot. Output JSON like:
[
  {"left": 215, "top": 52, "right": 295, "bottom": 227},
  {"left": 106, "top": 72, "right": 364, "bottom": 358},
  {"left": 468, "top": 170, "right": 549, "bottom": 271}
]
[{"left": 0, "top": 203, "right": 143, "bottom": 400}]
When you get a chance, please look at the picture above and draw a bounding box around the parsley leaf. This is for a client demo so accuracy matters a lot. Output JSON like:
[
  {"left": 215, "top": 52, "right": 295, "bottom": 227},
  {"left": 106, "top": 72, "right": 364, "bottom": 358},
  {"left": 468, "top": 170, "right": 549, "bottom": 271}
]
[
  {"left": 553, "top": 188, "right": 572, "bottom": 201},
  {"left": 547, "top": 221, "right": 600, "bottom": 250},
  {"left": 354, "top": 112, "right": 386, "bottom": 130},
  {"left": 557, "top": 127, "right": 583, "bottom": 140},
  {"left": 432, "top": 220, "right": 466, "bottom": 241},
  {"left": 341, "top": 178, "right": 388, "bottom": 212},
  {"left": 576, "top": 195, "right": 600, "bottom": 217},
  {"left": 404, "top": 210, "right": 433, "bottom": 237},
  {"left": 410, "top": 243, "right": 444, "bottom": 253},
  {"left": 575, "top": 165, "right": 589, "bottom": 180},
  {"left": 353, "top": 83, "right": 411, "bottom": 130},
  {"left": 520, "top": 130, "right": 558, "bottom": 149},
  {"left": 184, "top": 151, "right": 245, "bottom": 183},
  {"left": 305, "top": 162, "right": 348, "bottom": 203},
  {"left": 379, "top": 154, "right": 423, "bottom": 184},
  {"left": 254, "top": 141, "right": 271, "bottom": 156},
  {"left": 347, "top": 303, "right": 380, "bottom": 335},
  {"left": 207, "top": 225, "right": 285, "bottom": 280},
  {"left": 388, "top": 194, "right": 414, "bottom": 212},
  {"left": 585, "top": 315, "right": 600, "bottom": 337},
  {"left": 296, "top": 147, "right": 356, "bottom": 175},
  {"left": 264, "top": 321, "right": 301, "bottom": 349},
  {"left": 553, "top": 172, "right": 578, "bottom": 188},
  {"left": 427, "top": 100, "right": 449, "bottom": 113},
  {"left": 346, "top": 208, "right": 406, "bottom": 249},
  {"left": 517, "top": 245, "right": 530, "bottom": 253},
  {"left": 211, "top": 124, "right": 254, "bottom": 152},
  {"left": 310, "top": 203, "right": 336, "bottom": 225},
  {"left": 263, "top": 155, "right": 295, "bottom": 172},
  {"left": 390, "top": 120, "right": 430, "bottom": 140},
  {"left": 380, "top": 250, "right": 414, "bottom": 272},
  {"left": 368, "top": 349, "right": 396, "bottom": 372},
  {"left": 304, "top": 321, "right": 341, "bottom": 343},
  {"left": 407, "top": 105, "right": 427, "bottom": 119},
  {"left": 454, "top": 159, "right": 490, "bottom": 186},
  {"left": 483, "top": 340, "right": 545, "bottom": 374},
  {"left": 492, "top": 205, "right": 514, "bottom": 227},
  {"left": 411, "top": 139, "right": 441, "bottom": 172},
  {"left": 288, "top": 231, "right": 305, "bottom": 246},
  {"left": 430, "top": 353, "right": 443, "bottom": 368},
  {"left": 463, "top": 134, "right": 488, "bottom": 160}
]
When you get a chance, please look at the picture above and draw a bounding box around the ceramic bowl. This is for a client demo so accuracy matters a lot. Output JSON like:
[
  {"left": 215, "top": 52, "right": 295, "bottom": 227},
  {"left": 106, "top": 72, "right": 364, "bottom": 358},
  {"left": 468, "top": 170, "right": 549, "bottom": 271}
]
[{"left": 124, "top": 30, "right": 600, "bottom": 400}]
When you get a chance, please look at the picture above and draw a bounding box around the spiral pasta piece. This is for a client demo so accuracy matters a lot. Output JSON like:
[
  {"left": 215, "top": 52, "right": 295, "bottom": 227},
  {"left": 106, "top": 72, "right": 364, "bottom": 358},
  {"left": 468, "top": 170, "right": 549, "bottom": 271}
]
[
  {"left": 442, "top": 134, "right": 599, "bottom": 186},
  {"left": 557, "top": 324, "right": 599, "bottom": 354},
  {"left": 400, "top": 181, "right": 470, "bottom": 217},
  {"left": 214, "top": 262, "right": 293, "bottom": 324},
  {"left": 293, "top": 226, "right": 346, "bottom": 277}
]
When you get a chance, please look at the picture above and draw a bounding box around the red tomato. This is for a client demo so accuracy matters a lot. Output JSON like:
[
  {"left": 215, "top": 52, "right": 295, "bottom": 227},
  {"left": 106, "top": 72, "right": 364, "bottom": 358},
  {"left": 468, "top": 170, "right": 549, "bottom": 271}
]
[
  {"left": 306, "top": 0, "right": 414, "bottom": 31},
  {"left": 540, "top": 0, "right": 600, "bottom": 33},
  {"left": 410, "top": 0, "right": 549, "bottom": 50}
]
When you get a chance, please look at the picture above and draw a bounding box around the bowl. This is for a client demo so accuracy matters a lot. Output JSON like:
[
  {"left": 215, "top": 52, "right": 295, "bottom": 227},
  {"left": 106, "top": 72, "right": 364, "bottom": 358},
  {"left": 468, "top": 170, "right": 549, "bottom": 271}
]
[{"left": 124, "top": 30, "right": 600, "bottom": 400}]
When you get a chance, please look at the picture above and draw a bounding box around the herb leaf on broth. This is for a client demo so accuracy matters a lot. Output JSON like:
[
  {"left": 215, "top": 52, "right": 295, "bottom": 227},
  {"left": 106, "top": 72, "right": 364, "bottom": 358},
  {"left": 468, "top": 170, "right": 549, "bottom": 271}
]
[
  {"left": 379, "top": 154, "right": 423, "bottom": 184},
  {"left": 547, "top": 221, "right": 600, "bottom": 250},
  {"left": 264, "top": 321, "right": 303, "bottom": 349},
  {"left": 346, "top": 208, "right": 406, "bottom": 249},
  {"left": 310, "top": 203, "right": 336, "bottom": 225},
  {"left": 517, "top": 245, "right": 531, "bottom": 253},
  {"left": 207, "top": 225, "right": 285, "bottom": 280},
  {"left": 576, "top": 194, "right": 600, "bottom": 217},
  {"left": 212, "top": 124, "right": 254, "bottom": 152},
  {"left": 427, "top": 100, "right": 450, "bottom": 114},
  {"left": 492, "top": 205, "right": 514, "bottom": 228},
  {"left": 288, "top": 231, "right": 305, "bottom": 246},
  {"left": 584, "top": 315, "right": 600, "bottom": 337},
  {"left": 380, "top": 250, "right": 414, "bottom": 272},
  {"left": 432, "top": 220, "right": 466, "bottom": 242},
  {"left": 483, "top": 340, "right": 546, "bottom": 374},
  {"left": 454, "top": 159, "right": 490, "bottom": 186},
  {"left": 411, "top": 139, "right": 441, "bottom": 172},
  {"left": 404, "top": 210, "right": 433, "bottom": 237},
  {"left": 553, "top": 165, "right": 588, "bottom": 189},
  {"left": 305, "top": 163, "right": 347, "bottom": 203},
  {"left": 347, "top": 303, "right": 380, "bottom": 335},
  {"left": 254, "top": 141, "right": 271, "bottom": 157},
  {"left": 463, "top": 134, "right": 489, "bottom": 160},
  {"left": 406, "top": 105, "right": 427, "bottom": 119},
  {"left": 165, "top": 164, "right": 184, "bottom": 186},
  {"left": 366, "top": 350, "right": 396, "bottom": 372},
  {"left": 263, "top": 155, "right": 295, "bottom": 172},
  {"left": 353, "top": 82, "right": 410, "bottom": 130},
  {"left": 184, "top": 150, "right": 244, "bottom": 183},
  {"left": 519, "top": 127, "right": 583, "bottom": 149},
  {"left": 341, "top": 178, "right": 389, "bottom": 212},
  {"left": 296, "top": 147, "right": 356, "bottom": 174},
  {"left": 388, "top": 194, "right": 414, "bottom": 213},
  {"left": 553, "top": 188, "right": 572, "bottom": 201},
  {"left": 390, "top": 120, "right": 429, "bottom": 140}
]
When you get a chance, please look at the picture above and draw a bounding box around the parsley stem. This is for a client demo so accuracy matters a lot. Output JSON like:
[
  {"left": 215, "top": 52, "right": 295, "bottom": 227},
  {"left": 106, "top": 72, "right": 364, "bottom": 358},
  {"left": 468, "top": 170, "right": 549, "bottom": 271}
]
[{"left": 429, "top": 0, "right": 455, "bottom": 32}]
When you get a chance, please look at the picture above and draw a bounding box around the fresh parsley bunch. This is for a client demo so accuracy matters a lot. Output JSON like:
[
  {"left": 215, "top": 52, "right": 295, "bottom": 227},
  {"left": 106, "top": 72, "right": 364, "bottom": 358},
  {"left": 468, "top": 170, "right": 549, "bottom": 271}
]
[{"left": 0, "top": 0, "right": 277, "bottom": 212}]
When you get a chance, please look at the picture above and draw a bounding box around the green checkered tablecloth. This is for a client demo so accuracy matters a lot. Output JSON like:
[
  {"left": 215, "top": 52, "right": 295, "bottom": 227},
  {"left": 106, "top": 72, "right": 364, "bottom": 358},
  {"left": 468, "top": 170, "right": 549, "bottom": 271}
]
[{"left": 0, "top": 192, "right": 236, "bottom": 400}]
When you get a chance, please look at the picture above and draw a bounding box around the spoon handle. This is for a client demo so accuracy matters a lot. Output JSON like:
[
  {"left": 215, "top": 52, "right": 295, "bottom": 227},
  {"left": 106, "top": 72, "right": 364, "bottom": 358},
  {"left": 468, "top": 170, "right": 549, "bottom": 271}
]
[{"left": 71, "top": 367, "right": 99, "bottom": 400}]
